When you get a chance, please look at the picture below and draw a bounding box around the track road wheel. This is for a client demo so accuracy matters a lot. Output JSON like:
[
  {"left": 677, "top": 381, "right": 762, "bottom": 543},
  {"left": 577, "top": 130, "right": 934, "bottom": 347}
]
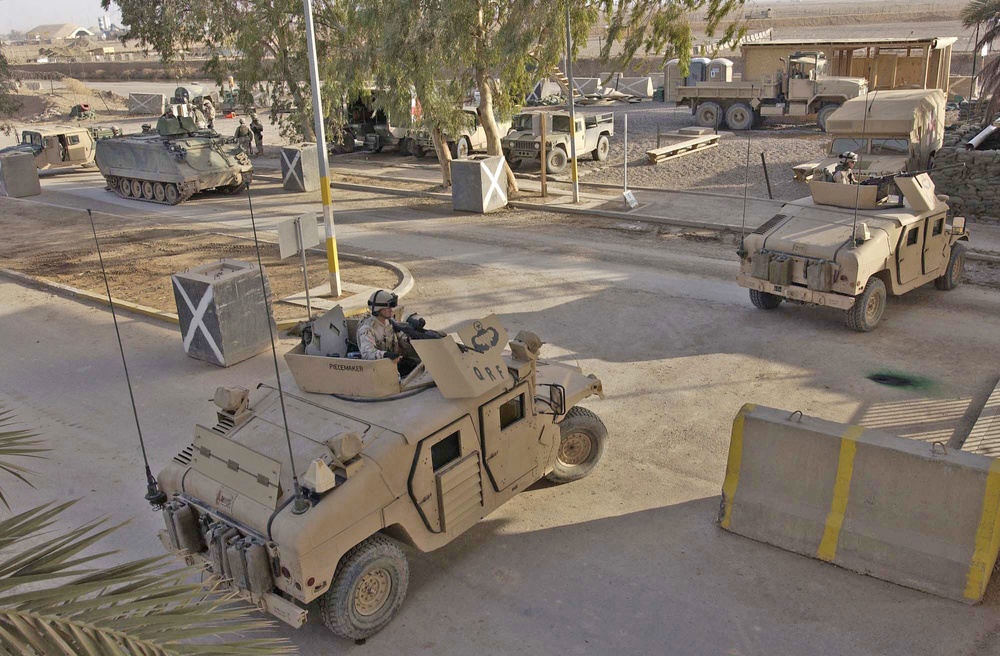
[
  {"left": 725, "top": 102, "right": 755, "bottom": 131},
  {"left": 164, "top": 183, "right": 180, "bottom": 205},
  {"left": 593, "top": 134, "right": 610, "bottom": 161},
  {"left": 153, "top": 182, "right": 166, "bottom": 202},
  {"left": 130, "top": 179, "right": 143, "bottom": 198},
  {"left": 546, "top": 406, "right": 607, "bottom": 483},
  {"left": 547, "top": 146, "right": 568, "bottom": 173},
  {"left": 695, "top": 101, "right": 724, "bottom": 129},
  {"left": 935, "top": 242, "right": 966, "bottom": 290},
  {"left": 817, "top": 103, "right": 840, "bottom": 132},
  {"left": 141, "top": 181, "right": 154, "bottom": 200},
  {"left": 749, "top": 289, "right": 782, "bottom": 310},
  {"left": 319, "top": 534, "right": 409, "bottom": 640},
  {"left": 846, "top": 276, "right": 887, "bottom": 332},
  {"left": 119, "top": 177, "right": 132, "bottom": 197}
]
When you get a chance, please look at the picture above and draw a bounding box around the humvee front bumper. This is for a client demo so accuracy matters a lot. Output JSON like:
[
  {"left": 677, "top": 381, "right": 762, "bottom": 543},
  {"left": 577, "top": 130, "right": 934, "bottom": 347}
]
[{"left": 737, "top": 275, "right": 856, "bottom": 310}]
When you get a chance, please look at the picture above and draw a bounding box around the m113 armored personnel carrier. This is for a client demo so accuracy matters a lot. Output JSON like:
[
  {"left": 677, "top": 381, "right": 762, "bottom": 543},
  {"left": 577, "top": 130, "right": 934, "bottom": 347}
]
[
  {"left": 95, "top": 114, "right": 253, "bottom": 205},
  {"left": 738, "top": 173, "right": 969, "bottom": 331},
  {"left": 156, "top": 309, "right": 606, "bottom": 639}
]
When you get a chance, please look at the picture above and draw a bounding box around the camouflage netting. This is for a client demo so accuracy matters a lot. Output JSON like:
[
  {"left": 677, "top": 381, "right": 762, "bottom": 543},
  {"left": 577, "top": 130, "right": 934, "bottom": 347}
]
[{"left": 930, "top": 117, "right": 1000, "bottom": 226}]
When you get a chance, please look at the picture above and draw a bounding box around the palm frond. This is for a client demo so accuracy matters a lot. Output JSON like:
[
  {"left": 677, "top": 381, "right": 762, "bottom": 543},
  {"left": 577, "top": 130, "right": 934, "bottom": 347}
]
[
  {"left": 0, "top": 503, "right": 295, "bottom": 655},
  {"left": 961, "top": 0, "right": 1000, "bottom": 119},
  {"left": 0, "top": 409, "right": 48, "bottom": 509}
]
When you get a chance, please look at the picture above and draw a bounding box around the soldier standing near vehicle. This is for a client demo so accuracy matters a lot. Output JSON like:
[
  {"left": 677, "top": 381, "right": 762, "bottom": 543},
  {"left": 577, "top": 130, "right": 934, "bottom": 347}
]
[
  {"left": 357, "top": 290, "right": 418, "bottom": 376},
  {"left": 250, "top": 114, "right": 264, "bottom": 157},
  {"left": 234, "top": 118, "right": 253, "bottom": 154},
  {"left": 202, "top": 98, "right": 216, "bottom": 130},
  {"left": 833, "top": 151, "right": 859, "bottom": 184}
]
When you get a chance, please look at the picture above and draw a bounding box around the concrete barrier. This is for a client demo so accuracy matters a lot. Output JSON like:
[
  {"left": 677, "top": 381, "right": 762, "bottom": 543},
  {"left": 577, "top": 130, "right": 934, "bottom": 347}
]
[
  {"left": 280, "top": 143, "right": 320, "bottom": 193},
  {"left": 128, "top": 93, "right": 165, "bottom": 116},
  {"left": 527, "top": 79, "right": 563, "bottom": 103},
  {"left": 720, "top": 404, "right": 1000, "bottom": 603},
  {"left": 0, "top": 153, "right": 41, "bottom": 198},
  {"left": 574, "top": 78, "right": 602, "bottom": 95},
  {"left": 451, "top": 155, "right": 508, "bottom": 214},
  {"left": 617, "top": 77, "right": 654, "bottom": 98}
]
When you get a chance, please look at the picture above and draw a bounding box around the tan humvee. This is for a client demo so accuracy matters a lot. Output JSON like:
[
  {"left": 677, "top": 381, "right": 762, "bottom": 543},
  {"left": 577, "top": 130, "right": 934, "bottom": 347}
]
[
  {"left": 157, "top": 310, "right": 606, "bottom": 639},
  {"left": 6, "top": 126, "right": 98, "bottom": 170},
  {"left": 793, "top": 90, "right": 946, "bottom": 182},
  {"left": 737, "top": 173, "right": 970, "bottom": 331}
]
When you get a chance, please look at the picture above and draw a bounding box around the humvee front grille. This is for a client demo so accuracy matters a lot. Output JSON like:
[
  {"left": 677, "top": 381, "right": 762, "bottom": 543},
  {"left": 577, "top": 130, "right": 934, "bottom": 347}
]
[{"left": 753, "top": 213, "right": 787, "bottom": 235}]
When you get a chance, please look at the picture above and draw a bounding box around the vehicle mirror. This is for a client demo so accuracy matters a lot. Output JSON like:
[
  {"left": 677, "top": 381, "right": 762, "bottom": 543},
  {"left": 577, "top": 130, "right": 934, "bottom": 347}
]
[{"left": 549, "top": 384, "right": 566, "bottom": 416}]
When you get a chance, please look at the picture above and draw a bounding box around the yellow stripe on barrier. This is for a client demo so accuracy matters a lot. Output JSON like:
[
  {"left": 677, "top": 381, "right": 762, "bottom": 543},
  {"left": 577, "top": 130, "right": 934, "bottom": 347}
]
[
  {"left": 720, "top": 404, "right": 756, "bottom": 529},
  {"left": 321, "top": 176, "right": 332, "bottom": 205},
  {"left": 817, "top": 425, "right": 865, "bottom": 562},
  {"left": 964, "top": 459, "right": 1000, "bottom": 600},
  {"left": 326, "top": 236, "right": 339, "bottom": 273}
]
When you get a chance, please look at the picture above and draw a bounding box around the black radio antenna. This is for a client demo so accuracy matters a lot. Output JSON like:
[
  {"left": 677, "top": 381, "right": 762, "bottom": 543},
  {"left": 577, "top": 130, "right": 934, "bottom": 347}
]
[
  {"left": 738, "top": 133, "right": 752, "bottom": 257},
  {"left": 850, "top": 89, "right": 877, "bottom": 246},
  {"left": 245, "top": 185, "right": 310, "bottom": 516},
  {"left": 86, "top": 209, "right": 166, "bottom": 510}
]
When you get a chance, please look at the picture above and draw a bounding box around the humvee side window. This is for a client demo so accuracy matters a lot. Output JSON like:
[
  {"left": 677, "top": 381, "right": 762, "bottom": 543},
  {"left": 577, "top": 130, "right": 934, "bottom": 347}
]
[
  {"left": 906, "top": 228, "right": 919, "bottom": 246},
  {"left": 431, "top": 432, "right": 461, "bottom": 471},
  {"left": 870, "top": 138, "right": 908, "bottom": 155},
  {"left": 932, "top": 218, "right": 944, "bottom": 236},
  {"left": 499, "top": 395, "right": 524, "bottom": 430},
  {"left": 68, "top": 135, "right": 81, "bottom": 145},
  {"left": 832, "top": 137, "right": 866, "bottom": 154}
]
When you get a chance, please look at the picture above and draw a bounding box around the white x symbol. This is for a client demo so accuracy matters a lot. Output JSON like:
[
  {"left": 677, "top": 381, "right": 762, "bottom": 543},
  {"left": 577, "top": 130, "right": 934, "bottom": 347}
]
[
  {"left": 482, "top": 157, "right": 507, "bottom": 209},
  {"left": 282, "top": 150, "right": 302, "bottom": 189},
  {"left": 172, "top": 277, "right": 225, "bottom": 364}
]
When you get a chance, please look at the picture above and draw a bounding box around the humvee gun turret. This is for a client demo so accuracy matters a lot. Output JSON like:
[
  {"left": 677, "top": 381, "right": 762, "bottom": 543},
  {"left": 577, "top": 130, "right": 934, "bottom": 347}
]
[
  {"left": 156, "top": 310, "right": 606, "bottom": 639},
  {"left": 737, "top": 173, "right": 969, "bottom": 331}
]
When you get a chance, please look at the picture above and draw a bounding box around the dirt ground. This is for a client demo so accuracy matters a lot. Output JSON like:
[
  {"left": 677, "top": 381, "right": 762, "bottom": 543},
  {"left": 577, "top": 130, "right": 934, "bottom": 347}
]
[{"left": 0, "top": 198, "right": 398, "bottom": 321}]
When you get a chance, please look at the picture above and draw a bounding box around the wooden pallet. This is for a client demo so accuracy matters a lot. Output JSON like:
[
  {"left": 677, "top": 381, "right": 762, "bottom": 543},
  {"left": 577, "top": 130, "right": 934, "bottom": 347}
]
[{"left": 646, "top": 131, "right": 720, "bottom": 164}]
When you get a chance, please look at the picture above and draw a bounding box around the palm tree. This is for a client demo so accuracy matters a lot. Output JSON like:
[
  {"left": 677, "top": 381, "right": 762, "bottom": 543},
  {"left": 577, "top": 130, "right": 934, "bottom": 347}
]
[
  {"left": 0, "top": 409, "right": 295, "bottom": 655},
  {"left": 962, "top": 0, "right": 1000, "bottom": 120}
]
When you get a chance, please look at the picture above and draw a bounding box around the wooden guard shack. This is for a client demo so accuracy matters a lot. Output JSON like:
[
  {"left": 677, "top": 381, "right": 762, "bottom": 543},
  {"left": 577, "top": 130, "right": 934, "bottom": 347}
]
[{"left": 741, "top": 37, "right": 956, "bottom": 93}]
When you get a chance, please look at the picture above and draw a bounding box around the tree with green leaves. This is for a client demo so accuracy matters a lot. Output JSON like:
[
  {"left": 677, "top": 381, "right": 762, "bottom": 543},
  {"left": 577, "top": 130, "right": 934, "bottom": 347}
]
[
  {"left": 0, "top": 408, "right": 295, "bottom": 655},
  {"left": 963, "top": 0, "right": 1000, "bottom": 120},
  {"left": 0, "top": 48, "right": 23, "bottom": 136}
]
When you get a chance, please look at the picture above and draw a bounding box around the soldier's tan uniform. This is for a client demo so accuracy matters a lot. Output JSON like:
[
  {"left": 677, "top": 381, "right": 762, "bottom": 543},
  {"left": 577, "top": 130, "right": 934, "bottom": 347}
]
[
  {"left": 356, "top": 314, "right": 408, "bottom": 360},
  {"left": 833, "top": 166, "right": 857, "bottom": 184}
]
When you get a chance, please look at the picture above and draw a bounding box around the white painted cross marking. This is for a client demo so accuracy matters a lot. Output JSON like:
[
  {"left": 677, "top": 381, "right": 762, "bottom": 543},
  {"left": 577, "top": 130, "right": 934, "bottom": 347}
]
[
  {"left": 481, "top": 157, "right": 508, "bottom": 209},
  {"left": 282, "top": 150, "right": 303, "bottom": 189},
  {"left": 172, "top": 277, "right": 225, "bottom": 364}
]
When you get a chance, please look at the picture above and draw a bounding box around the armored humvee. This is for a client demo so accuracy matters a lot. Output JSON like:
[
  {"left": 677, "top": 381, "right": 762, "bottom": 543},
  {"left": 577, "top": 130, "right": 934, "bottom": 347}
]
[
  {"left": 156, "top": 310, "right": 606, "bottom": 639},
  {"left": 502, "top": 111, "right": 614, "bottom": 173},
  {"left": 1, "top": 126, "right": 109, "bottom": 171},
  {"left": 411, "top": 107, "right": 512, "bottom": 159},
  {"left": 738, "top": 173, "right": 969, "bottom": 331}
]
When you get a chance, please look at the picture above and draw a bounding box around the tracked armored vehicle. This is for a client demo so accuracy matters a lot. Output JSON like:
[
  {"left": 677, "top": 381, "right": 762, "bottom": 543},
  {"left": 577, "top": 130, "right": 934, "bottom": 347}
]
[
  {"left": 156, "top": 309, "right": 606, "bottom": 639},
  {"left": 95, "top": 114, "right": 253, "bottom": 205},
  {"left": 738, "top": 173, "right": 969, "bottom": 331}
]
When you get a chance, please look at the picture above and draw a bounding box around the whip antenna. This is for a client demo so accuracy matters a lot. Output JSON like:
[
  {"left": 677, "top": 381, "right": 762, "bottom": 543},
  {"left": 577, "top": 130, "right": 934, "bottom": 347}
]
[
  {"left": 245, "top": 185, "right": 310, "bottom": 516},
  {"left": 850, "top": 90, "right": 877, "bottom": 247},
  {"left": 738, "top": 134, "right": 752, "bottom": 257},
  {"left": 86, "top": 209, "right": 166, "bottom": 510}
]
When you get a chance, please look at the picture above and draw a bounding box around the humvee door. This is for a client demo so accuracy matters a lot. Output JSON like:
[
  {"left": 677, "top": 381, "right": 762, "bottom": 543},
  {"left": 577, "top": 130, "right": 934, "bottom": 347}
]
[{"left": 479, "top": 381, "right": 541, "bottom": 492}]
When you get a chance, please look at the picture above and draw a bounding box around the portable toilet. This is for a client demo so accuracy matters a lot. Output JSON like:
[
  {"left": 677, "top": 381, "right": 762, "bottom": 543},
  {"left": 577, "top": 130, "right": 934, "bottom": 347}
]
[
  {"left": 688, "top": 57, "right": 711, "bottom": 85},
  {"left": 707, "top": 58, "right": 734, "bottom": 83},
  {"left": 665, "top": 58, "right": 681, "bottom": 102}
]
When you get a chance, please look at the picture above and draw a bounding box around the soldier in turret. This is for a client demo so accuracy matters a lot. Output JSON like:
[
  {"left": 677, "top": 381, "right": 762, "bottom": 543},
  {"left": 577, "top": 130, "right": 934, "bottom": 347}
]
[{"left": 833, "top": 151, "right": 859, "bottom": 184}]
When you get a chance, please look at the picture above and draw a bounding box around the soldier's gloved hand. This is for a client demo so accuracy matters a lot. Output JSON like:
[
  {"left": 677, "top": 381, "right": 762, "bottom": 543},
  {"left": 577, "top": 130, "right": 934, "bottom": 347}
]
[{"left": 384, "top": 351, "right": 399, "bottom": 361}]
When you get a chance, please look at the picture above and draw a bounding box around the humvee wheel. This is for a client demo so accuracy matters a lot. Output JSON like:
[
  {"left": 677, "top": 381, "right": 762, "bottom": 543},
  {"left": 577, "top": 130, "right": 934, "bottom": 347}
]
[
  {"left": 319, "top": 534, "right": 409, "bottom": 640},
  {"left": 725, "top": 102, "right": 755, "bottom": 131},
  {"left": 506, "top": 156, "right": 522, "bottom": 170},
  {"left": 547, "top": 146, "right": 568, "bottom": 173},
  {"left": 411, "top": 141, "right": 426, "bottom": 158},
  {"left": 695, "top": 101, "right": 723, "bottom": 128},
  {"left": 749, "top": 289, "right": 782, "bottom": 310},
  {"left": 153, "top": 182, "right": 166, "bottom": 202},
  {"left": 817, "top": 103, "right": 841, "bottom": 132},
  {"left": 846, "top": 277, "right": 886, "bottom": 332},
  {"left": 546, "top": 406, "right": 607, "bottom": 483},
  {"left": 164, "top": 183, "right": 180, "bottom": 205},
  {"left": 593, "top": 134, "right": 610, "bottom": 161},
  {"left": 935, "top": 243, "right": 966, "bottom": 291}
]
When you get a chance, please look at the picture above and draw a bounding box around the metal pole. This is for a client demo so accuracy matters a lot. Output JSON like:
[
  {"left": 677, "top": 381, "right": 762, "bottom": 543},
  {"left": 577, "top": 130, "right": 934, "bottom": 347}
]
[
  {"left": 540, "top": 117, "right": 548, "bottom": 198},
  {"left": 760, "top": 151, "right": 773, "bottom": 199},
  {"left": 971, "top": 23, "right": 981, "bottom": 101},
  {"left": 303, "top": 0, "right": 342, "bottom": 297},
  {"left": 623, "top": 113, "right": 628, "bottom": 192},
  {"left": 565, "top": 2, "right": 580, "bottom": 203},
  {"left": 295, "top": 217, "right": 313, "bottom": 318}
]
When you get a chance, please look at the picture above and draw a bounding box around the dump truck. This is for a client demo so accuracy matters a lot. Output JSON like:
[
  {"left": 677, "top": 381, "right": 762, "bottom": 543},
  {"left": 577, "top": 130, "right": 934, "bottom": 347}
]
[
  {"left": 411, "top": 107, "right": 512, "bottom": 159},
  {"left": 737, "top": 173, "right": 969, "bottom": 331},
  {"left": 501, "top": 111, "right": 614, "bottom": 173},
  {"left": 155, "top": 309, "right": 607, "bottom": 639},
  {"left": 677, "top": 52, "right": 867, "bottom": 131},
  {"left": 1, "top": 125, "right": 118, "bottom": 171},
  {"left": 792, "top": 89, "right": 946, "bottom": 181}
]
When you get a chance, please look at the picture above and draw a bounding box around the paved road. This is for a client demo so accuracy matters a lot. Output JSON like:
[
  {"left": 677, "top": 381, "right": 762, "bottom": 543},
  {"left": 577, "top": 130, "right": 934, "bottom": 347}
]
[{"left": 2, "top": 177, "right": 1000, "bottom": 655}]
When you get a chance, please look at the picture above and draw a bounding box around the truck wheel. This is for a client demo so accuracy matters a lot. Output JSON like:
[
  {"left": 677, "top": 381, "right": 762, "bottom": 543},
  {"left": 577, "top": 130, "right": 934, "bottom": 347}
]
[
  {"left": 749, "top": 289, "right": 782, "bottom": 310},
  {"left": 319, "top": 534, "right": 410, "bottom": 640},
  {"left": 725, "top": 102, "right": 755, "bottom": 131},
  {"left": 546, "top": 406, "right": 607, "bottom": 483},
  {"left": 592, "top": 134, "right": 610, "bottom": 161},
  {"left": 397, "top": 138, "right": 410, "bottom": 156},
  {"left": 411, "top": 141, "right": 426, "bottom": 158},
  {"left": 547, "top": 146, "right": 568, "bottom": 173},
  {"left": 451, "top": 137, "right": 470, "bottom": 160},
  {"left": 695, "top": 102, "right": 723, "bottom": 128},
  {"left": 817, "top": 103, "right": 840, "bottom": 132},
  {"left": 506, "top": 156, "right": 522, "bottom": 171},
  {"left": 935, "top": 242, "right": 966, "bottom": 290},
  {"left": 846, "top": 277, "right": 886, "bottom": 332}
]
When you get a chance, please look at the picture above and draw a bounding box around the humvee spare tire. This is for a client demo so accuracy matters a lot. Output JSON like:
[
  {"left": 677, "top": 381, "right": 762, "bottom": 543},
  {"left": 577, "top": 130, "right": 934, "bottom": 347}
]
[
  {"left": 546, "top": 406, "right": 607, "bottom": 483},
  {"left": 846, "top": 276, "right": 886, "bottom": 332},
  {"left": 935, "top": 242, "right": 966, "bottom": 291},
  {"left": 319, "top": 534, "right": 410, "bottom": 639}
]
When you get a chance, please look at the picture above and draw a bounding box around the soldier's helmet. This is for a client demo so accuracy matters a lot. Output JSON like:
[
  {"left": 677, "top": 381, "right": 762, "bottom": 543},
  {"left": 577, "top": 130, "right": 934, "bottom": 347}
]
[
  {"left": 840, "top": 151, "right": 859, "bottom": 163},
  {"left": 368, "top": 289, "right": 398, "bottom": 313},
  {"left": 239, "top": 118, "right": 247, "bottom": 125}
]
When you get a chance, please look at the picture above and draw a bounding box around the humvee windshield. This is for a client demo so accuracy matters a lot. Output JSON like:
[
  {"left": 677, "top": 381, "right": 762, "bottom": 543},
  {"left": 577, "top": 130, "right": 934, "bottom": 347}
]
[
  {"left": 21, "top": 132, "right": 42, "bottom": 147},
  {"left": 870, "top": 138, "right": 909, "bottom": 155},
  {"left": 512, "top": 114, "right": 533, "bottom": 132}
]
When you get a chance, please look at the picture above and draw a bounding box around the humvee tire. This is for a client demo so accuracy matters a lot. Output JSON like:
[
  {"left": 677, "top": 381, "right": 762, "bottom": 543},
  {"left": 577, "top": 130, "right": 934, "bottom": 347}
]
[
  {"left": 749, "top": 289, "right": 782, "bottom": 310},
  {"left": 397, "top": 138, "right": 410, "bottom": 156},
  {"left": 546, "top": 406, "right": 607, "bottom": 483},
  {"left": 319, "top": 534, "right": 410, "bottom": 640},
  {"left": 451, "top": 137, "right": 471, "bottom": 160},
  {"left": 817, "top": 103, "right": 840, "bottom": 132},
  {"left": 547, "top": 146, "right": 568, "bottom": 173},
  {"left": 506, "top": 157, "right": 522, "bottom": 171},
  {"left": 593, "top": 134, "right": 610, "bottom": 161},
  {"left": 411, "top": 141, "right": 426, "bottom": 158},
  {"left": 725, "top": 103, "right": 755, "bottom": 131},
  {"left": 846, "top": 277, "right": 886, "bottom": 332},
  {"left": 695, "top": 101, "right": 724, "bottom": 129},
  {"left": 935, "top": 242, "right": 966, "bottom": 290}
]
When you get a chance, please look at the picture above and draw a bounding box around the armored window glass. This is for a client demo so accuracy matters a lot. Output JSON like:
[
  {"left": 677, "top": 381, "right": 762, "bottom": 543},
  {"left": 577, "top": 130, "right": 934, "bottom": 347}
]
[
  {"left": 431, "top": 432, "right": 461, "bottom": 471},
  {"left": 932, "top": 218, "right": 944, "bottom": 236},
  {"left": 552, "top": 116, "right": 571, "bottom": 132},
  {"left": 68, "top": 135, "right": 80, "bottom": 145},
  {"left": 499, "top": 394, "right": 524, "bottom": 430},
  {"left": 870, "top": 138, "right": 908, "bottom": 155},
  {"left": 907, "top": 227, "right": 919, "bottom": 246},
  {"left": 831, "top": 137, "right": 867, "bottom": 154},
  {"left": 512, "top": 114, "right": 532, "bottom": 131}
]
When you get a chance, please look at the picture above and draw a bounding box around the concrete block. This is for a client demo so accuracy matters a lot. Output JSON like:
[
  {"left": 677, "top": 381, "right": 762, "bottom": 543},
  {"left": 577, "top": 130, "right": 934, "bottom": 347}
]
[
  {"left": 451, "top": 155, "right": 508, "bottom": 214},
  {"left": 0, "top": 153, "right": 41, "bottom": 198},
  {"left": 574, "top": 78, "right": 602, "bottom": 95},
  {"left": 720, "top": 404, "right": 1000, "bottom": 604},
  {"left": 128, "top": 93, "right": 166, "bottom": 115},
  {"left": 171, "top": 260, "right": 275, "bottom": 367},
  {"left": 527, "top": 79, "right": 563, "bottom": 102},
  {"left": 280, "top": 143, "right": 320, "bottom": 193},
  {"left": 617, "top": 77, "right": 654, "bottom": 98}
]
